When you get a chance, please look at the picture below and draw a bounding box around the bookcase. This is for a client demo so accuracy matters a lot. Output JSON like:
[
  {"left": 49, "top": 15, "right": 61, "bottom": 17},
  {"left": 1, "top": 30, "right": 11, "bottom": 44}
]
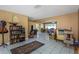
[{"left": 9, "top": 24, "right": 25, "bottom": 44}]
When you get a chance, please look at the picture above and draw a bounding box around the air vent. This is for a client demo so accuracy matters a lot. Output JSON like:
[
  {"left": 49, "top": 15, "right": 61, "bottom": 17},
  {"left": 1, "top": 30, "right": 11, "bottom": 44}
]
[{"left": 34, "top": 5, "right": 41, "bottom": 8}]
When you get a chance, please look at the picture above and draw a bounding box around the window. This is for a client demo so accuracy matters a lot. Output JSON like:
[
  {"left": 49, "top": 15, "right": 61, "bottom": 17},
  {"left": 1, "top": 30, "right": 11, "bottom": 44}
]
[{"left": 45, "top": 23, "right": 57, "bottom": 29}]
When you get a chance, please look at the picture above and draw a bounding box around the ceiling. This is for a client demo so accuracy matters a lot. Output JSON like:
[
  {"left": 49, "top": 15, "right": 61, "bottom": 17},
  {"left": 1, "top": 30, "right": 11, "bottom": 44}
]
[{"left": 0, "top": 5, "right": 79, "bottom": 20}]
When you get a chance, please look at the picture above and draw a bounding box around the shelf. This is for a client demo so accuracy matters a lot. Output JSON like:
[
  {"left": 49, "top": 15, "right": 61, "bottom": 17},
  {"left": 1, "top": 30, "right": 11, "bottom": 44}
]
[{"left": 10, "top": 25, "right": 25, "bottom": 44}]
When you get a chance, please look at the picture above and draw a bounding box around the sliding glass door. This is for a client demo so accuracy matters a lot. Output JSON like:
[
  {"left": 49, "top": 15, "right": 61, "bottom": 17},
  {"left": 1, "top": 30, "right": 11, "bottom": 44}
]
[{"left": 45, "top": 22, "right": 57, "bottom": 29}]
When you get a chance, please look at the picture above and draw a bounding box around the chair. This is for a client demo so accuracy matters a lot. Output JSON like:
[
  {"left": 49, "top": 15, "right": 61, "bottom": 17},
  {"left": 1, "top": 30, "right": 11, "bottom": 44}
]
[{"left": 64, "top": 32, "right": 74, "bottom": 47}]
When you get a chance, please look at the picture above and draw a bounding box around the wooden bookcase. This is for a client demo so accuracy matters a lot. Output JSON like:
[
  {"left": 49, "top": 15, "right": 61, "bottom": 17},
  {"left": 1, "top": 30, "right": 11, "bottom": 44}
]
[{"left": 9, "top": 24, "right": 25, "bottom": 44}]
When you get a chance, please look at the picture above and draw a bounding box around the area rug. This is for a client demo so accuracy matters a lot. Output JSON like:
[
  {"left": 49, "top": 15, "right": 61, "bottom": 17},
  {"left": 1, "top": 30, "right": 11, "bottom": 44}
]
[{"left": 10, "top": 41, "right": 44, "bottom": 54}]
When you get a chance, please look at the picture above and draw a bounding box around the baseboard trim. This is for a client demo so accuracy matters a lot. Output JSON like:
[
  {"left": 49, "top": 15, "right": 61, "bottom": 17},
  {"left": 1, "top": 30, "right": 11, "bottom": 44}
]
[
  {"left": 0, "top": 43, "right": 1, "bottom": 46},
  {"left": 0, "top": 38, "right": 29, "bottom": 46},
  {"left": 0, "top": 42, "right": 10, "bottom": 46},
  {"left": 25, "top": 38, "right": 28, "bottom": 40},
  {"left": 6, "top": 42, "right": 10, "bottom": 45}
]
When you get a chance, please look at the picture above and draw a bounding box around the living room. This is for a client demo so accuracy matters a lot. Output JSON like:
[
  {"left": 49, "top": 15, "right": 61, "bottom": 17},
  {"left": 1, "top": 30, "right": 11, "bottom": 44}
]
[{"left": 0, "top": 5, "right": 79, "bottom": 54}]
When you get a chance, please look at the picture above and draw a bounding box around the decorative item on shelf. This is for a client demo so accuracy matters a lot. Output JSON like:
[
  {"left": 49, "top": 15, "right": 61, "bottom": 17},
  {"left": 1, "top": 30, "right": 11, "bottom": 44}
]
[{"left": 9, "top": 22, "right": 18, "bottom": 26}]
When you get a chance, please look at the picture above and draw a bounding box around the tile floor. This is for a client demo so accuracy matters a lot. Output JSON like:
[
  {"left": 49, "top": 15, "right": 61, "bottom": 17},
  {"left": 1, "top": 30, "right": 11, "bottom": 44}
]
[{"left": 0, "top": 32, "right": 74, "bottom": 54}]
